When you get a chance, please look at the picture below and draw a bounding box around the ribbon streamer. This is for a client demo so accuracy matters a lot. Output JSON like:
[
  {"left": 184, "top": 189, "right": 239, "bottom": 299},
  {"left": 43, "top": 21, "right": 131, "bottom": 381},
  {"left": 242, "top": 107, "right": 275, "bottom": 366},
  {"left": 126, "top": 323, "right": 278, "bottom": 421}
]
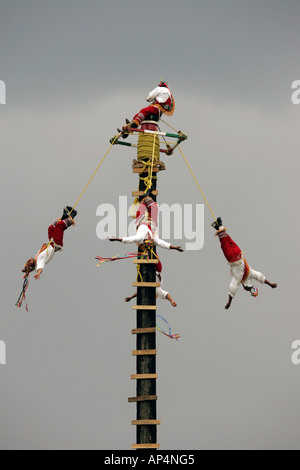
[
  {"left": 15, "top": 274, "right": 30, "bottom": 311},
  {"left": 156, "top": 314, "right": 180, "bottom": 341},
  {"left": 95, "top": 253, "right": 142, "bottom": 266}
]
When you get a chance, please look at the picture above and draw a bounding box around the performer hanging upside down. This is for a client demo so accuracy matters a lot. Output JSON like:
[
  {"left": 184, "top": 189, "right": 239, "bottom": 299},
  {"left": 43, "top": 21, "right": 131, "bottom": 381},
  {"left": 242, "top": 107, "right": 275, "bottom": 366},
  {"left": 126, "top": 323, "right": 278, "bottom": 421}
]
[
  {"left": 125, "top": 258, "right": 177, "bottom": 307},
  {"left": 109, "top": 191, "right": 183, "bottom": 252},
  {"left": 125, "top": 289, "right": 177, "bottom": 307},
  {"left": 22, "top": 206, "right": 77, "bottom": 280},
  {"left": 212, "top": 217, "right": 277, "bottom": 309},
  {"left": 121, "top": 81, "right": 175, "bottom": 139}
]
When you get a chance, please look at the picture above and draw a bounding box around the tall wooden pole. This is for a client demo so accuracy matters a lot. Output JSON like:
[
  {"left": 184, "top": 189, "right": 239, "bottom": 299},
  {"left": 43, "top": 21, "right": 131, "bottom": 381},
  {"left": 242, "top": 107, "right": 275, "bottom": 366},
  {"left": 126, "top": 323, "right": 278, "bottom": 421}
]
[{"left": 129, "top": 118, "right": 161, "bottom": 450}]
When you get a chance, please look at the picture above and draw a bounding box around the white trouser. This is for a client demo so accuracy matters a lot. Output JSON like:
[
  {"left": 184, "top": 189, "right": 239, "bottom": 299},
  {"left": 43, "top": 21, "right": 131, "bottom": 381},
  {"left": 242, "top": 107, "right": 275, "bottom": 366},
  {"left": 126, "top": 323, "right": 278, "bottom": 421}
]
[
  {"left": 228, "top": 260, "right": 266, "bottom": 298},
  {"left": 122, "top": 224, "right": 171, "bottom": 250}
]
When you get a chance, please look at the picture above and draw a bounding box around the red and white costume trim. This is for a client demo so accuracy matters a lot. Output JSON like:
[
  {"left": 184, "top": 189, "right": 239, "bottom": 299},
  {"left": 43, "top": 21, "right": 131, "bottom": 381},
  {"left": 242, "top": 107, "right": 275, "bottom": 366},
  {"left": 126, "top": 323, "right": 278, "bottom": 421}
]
[
  {"left": 217, "top": 230, "right": 266, "bottom": 298},
  {"left": 35, "top": 218, "right": 74, "bottom": 273},
  {"left": 131, "top": 84, "right": 175, "bottom": 127}
]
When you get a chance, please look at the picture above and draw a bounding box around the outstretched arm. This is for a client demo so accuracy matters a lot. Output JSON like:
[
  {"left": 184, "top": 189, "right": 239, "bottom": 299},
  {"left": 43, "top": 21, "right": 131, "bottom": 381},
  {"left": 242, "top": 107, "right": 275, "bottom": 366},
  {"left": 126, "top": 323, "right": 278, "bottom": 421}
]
[
  {"left": 264, "top": 280, "right": 277, "bottom": 289},
  {"left": 109, "top": 237, "right": 122, "bottom": 242},
  {"left": 166, "top": 293, "right": 177, "bottom": 307},
  {"left": 225, "top": 295, "right": 233, "bottom": 309},
  {"left": 170, "top": 245, "right": 184, "bottom": 253},
  {"left": 125, "top": 292, "right": 137, "bottom": 302},
  {"left": 153, "top": 233, "right": 184, "bottom": 252},
  {"left": 34, "top": 268, "right": 43, "bottom": 280}
]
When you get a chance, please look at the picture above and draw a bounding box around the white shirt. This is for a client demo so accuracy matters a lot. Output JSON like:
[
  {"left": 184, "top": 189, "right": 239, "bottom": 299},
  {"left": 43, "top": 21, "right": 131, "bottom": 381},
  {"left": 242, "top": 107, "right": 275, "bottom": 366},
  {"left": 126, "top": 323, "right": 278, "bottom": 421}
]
[
  {"left": 146, "top": 86, "right": 171, "bottom": 104},
  {"left": 122, "top": 224, "right": 171, "bottom": 250},
  {"left": 35, "top": 245, "right": 55, "bottom": 272},
  {"left": 157, "top": 287, "right": 169, "bottom": 299}
]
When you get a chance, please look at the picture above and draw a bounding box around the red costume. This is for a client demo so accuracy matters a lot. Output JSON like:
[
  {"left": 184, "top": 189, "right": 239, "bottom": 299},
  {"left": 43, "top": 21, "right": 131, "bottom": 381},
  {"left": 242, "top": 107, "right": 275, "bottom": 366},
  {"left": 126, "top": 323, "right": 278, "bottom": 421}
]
[
  {"left": 48, "top": 218, "right": 74, "bottom": 248},
  {"left": 217, "top": 230, "right": 243, "bottom": 263},
  {"left": 135, "top": 196, "right": 159, "bottom": 234},
  {"left": 122, "top": 82, "right": 175, "bottom": 135}
]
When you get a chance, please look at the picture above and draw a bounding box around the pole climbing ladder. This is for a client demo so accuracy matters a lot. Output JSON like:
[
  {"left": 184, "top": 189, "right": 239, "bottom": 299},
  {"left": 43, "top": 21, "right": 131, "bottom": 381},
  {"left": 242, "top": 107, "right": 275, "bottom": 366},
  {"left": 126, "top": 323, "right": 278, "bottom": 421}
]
[{"left": 128, "top": 118, "right": 162, "bottom": 449}]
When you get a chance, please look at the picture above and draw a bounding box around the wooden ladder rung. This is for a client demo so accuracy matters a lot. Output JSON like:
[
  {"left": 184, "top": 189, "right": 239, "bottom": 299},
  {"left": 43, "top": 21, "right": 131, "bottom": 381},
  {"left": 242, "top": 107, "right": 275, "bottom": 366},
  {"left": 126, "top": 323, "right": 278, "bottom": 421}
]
[
  {"left": 131, "top": 374, "right": 158, "bottom": 380},
  {"left": 132, "top": 282, "right": 160, "bottom": 288},
  {"left": 132, "top": 420, "right": 161, "bottom": 425},
  {"left": 128, "top": 395, "right": 158, "bottom": 403},
  {"left": 132, "top": 190, "right": 159, "bottom": 197},
  {"left": 131, "top": 328, "right": 156, "bottom": 334},
  {"left": 133, "top": 259, "right": 159, "bottom": 264},
  {"left": 132, "top": 444, "right": 160, "bottom": 449},
  {"left": 132, "top": 305, "right": 157, "bottom": 310},
  {"left": 132, "top": 349, "right": 157, "bottom": 356}
]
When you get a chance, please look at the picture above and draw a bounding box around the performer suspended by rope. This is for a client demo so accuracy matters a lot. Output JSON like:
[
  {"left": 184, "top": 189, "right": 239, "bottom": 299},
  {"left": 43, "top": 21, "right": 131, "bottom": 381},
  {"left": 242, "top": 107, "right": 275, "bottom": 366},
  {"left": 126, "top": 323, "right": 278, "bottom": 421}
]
[
  {"left": 212, "top": 217, "right": 277, "bottom": 309},
  {"left": 120, "top": 81, "right": 175, "bottom": 139},
  {"left": 126, "top": 261, "right": 179, "bottom": 340},
  {"left": 125, "top": 258, "right": 177, "bottom": 307},
  {"left": 16, "top": 206, "right": 77, "bottom": 310},
  {"left": 109, "top": 191, "right": 183, "bottom": 253},
  {"left": 125, "top": 289, "right": 177, "bottom": 307}
]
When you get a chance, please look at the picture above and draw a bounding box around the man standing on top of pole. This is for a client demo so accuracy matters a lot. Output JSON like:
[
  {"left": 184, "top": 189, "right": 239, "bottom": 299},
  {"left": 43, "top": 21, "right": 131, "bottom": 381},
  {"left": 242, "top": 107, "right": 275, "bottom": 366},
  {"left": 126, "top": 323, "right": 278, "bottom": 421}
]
[{"left": 121, "top": 81, "right": 175, "bottom": 139}]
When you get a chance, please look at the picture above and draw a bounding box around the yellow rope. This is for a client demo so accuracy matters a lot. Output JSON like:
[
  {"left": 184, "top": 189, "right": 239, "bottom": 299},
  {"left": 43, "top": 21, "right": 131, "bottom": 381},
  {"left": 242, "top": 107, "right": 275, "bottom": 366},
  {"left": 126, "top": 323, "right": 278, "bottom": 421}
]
[
  {"left": 178, "top": 145, "right": 217, "bottom": 222},
  {"left": 136, "top": 263, "right": 143, "bottom": 282},
  {"left": 144, "top": 130, "right": 157, "bottom": 193},
  {"left": 71, "top": 132, "right": 120, "bottom": 212},
  {"left": 160, "top": 117, "right": 179, "bottom": 133},
  {"left": 137, "top": 133, "right": 160, "bottom": 162},
  {"left": 159, "top": 118, "right": 217, "bottom": 222}
]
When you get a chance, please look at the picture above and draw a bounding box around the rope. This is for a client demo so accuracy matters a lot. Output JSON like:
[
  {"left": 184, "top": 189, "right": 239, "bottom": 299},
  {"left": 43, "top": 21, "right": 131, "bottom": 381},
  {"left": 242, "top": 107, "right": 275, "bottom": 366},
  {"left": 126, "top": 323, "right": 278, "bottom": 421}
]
[
  {"left": 155, "top": 118, "right": 217, "bottom": 221},
  {"left": 157, "top": 124, "right": 171, "bottom": 152},
  {"left": 178, "top": 145, "right": 217, "bottom": 222},
  {"left": 144, "top": 130, "right": 157, "bottom": 193},
  {"left": 160, "top": 117, "right": 179, "bottom": 133},
  {"left": 136, "top": 263, "right": 143, "bottom": 282},
  {"left": 137, "top": 133, "right": 160, "bottom": 162},
  {"left": 71, "top": 132, "right": 120, "bottom": 212}
]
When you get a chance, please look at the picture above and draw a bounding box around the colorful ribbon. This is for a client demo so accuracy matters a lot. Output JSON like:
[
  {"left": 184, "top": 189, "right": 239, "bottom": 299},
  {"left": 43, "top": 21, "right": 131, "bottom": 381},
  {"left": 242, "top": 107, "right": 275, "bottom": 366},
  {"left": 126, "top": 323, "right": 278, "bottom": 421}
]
[
  {"left": 15, "top": 274, "right": 30, "bottom": 311},
  {"left": 156, "top": 314, "right": 180, "bottom": 341},
  {"left": 96, "top": 252, "right": 179, "bottom": 341},
  {"left": 95, "top": 253, "right": 141, "bottom": 266}
]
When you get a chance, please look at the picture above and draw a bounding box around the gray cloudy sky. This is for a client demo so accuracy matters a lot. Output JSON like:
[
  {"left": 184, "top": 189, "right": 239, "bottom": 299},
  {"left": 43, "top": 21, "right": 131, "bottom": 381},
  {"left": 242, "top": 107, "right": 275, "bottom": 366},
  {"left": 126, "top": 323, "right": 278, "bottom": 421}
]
[{"left": 1, "top": 0, "right": 300, "bottom": 450}]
